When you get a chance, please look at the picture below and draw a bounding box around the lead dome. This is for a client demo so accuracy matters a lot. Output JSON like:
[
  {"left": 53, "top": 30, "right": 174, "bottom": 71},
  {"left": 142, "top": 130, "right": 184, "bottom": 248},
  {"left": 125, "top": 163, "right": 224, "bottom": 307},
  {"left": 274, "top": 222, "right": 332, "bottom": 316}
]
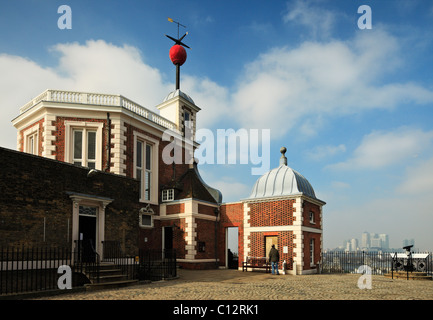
[
  {"left": 163, "top": 89, "right": 195, "bottom": 104},
  {"left": 248, "top": 147, "right": 317, "bottom": 200}
]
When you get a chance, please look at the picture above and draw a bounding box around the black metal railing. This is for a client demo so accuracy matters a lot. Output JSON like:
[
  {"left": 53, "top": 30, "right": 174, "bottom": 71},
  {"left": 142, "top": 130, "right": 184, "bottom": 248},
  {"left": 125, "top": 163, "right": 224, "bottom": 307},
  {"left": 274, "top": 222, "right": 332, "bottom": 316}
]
[
  {"left": 1, "top": 243, "right": 178, "bottom": 296},
  {"left": 1, "top": 246, "right": 69, "bottom": 295},
  {"left": 73, "top": 240, "right": 100, "bottom": 284},
  {"left": 321, "top": 251, "right": 433, "bottom": 275},
  {"left": 137, "top": 249, "right": 177, "bottom": 281},
  {"left": 102, "top": 240, "right": 138, "bottom": 280}
]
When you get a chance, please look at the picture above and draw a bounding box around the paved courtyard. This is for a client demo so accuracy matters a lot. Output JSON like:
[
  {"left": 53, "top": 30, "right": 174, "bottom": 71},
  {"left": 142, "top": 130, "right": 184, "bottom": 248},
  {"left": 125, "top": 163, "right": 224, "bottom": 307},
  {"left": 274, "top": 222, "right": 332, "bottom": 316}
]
[{"left": 35, "top": 268, "right": 433, "bottom": 300}]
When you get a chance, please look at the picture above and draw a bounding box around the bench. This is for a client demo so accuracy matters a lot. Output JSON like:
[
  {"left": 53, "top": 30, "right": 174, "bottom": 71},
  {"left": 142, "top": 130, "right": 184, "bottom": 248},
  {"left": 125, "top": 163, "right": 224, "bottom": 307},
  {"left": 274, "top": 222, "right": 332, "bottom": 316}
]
[{"left": 242, "top": 257, "right": 270, "bottom": 273}]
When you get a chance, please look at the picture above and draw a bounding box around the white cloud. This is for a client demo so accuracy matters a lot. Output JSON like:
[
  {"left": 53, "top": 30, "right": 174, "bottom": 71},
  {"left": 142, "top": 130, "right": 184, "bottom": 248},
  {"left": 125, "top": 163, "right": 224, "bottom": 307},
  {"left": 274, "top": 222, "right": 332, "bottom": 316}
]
[
  {"left": 397, "top": 157, "right": 433, "bottom": 195},
  {"left": 0, "top": 40, "right": 234, "bottom": 150},
  {"left": 306, "top": 144, "right": 346, "bottom": 161},
  {"left": 231, "top": 29, "right": 433, "bottom": 139},
  {"left": 209, "top": 178, "right": 251, "bottom": 203},
  {"left": 2, "top": 29, "right": 433, "bottom": 151},
  {"left": 283, "top": 0, "right": 338, "bottom": 39},
  {"left": 181, "top": 75, "right": 230, "bottom": 130},
  {"left": 0, "top": 54, "right": 72, "bottom": 149},
  {"left": 197, "top": 167, "right": 252, "bottom": 203},
  {"left": 331, "top": 181, "right": 350, "bottom": 189},
  {"left": 51, "top": 40, "right": 171, "bottom": 108},
  {"left": 328, "top": 127, "right": 433, "bottom": 170}
]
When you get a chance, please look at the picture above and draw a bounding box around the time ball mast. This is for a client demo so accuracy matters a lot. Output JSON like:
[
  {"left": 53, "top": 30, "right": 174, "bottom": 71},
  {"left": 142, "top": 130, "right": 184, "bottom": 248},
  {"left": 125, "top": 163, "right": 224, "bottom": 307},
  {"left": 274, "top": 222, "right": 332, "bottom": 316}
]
[{"left": 165, "top": 17, "right": 190, "bottom": 90}]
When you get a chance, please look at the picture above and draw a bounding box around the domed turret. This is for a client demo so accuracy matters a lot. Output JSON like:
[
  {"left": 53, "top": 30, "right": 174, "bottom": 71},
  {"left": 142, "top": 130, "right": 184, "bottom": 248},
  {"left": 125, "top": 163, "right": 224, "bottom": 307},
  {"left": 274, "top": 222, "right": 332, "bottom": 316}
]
[{"left": 248, "top": 147, "right": 317, "bottom": 200}]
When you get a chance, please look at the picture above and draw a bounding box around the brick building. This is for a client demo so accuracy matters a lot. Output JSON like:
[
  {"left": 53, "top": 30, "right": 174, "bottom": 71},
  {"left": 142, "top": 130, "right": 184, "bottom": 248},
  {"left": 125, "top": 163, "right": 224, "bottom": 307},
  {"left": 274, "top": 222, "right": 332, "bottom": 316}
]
[
  {"left": 0, "top": 146, "right": 140, "bottom": 256},
  {"left": 219, "top": 148, "right": 326, "bottom": 274},
  {"left": 9, "top": 89, "right": 221, "bottom": 269},
  {"left": 5, "top": 87, "right": 325, "bottom": 273}
]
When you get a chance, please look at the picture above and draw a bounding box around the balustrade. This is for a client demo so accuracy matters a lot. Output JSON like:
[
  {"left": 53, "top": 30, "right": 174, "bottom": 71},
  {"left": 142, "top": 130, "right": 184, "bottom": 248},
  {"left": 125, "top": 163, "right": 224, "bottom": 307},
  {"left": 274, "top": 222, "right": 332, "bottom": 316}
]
[{"left": 19, "top": 89, "right": 177, "bottom": 130}]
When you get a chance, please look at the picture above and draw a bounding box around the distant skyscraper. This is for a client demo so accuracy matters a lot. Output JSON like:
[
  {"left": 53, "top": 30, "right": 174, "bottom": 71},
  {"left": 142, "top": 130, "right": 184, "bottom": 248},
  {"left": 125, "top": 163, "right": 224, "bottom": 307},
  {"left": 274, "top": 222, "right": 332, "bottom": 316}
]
[
  {"left": 379, "top": 234, "right": 389, "bottom": 249},
  {"left": 343, "top": 239, "right": 350, "bottom": 251},
  {"left": 403, "top": 239, "right": 415, "bottom": 248},
  {"left": 361, "top": 232, "right": 370, "bottom": 248},
  {"left": 370, "top": 237, "right": 381, "bottom": 248},
  {"left": 351, "top": 238, "right": 358, "bottom": 251}
]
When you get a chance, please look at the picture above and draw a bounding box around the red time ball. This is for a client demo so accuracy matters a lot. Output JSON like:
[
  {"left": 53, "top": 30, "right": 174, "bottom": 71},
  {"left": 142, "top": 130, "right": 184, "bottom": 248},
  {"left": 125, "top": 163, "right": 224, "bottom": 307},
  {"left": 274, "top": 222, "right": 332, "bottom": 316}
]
[{"left": 169, "top": 44, "right": 187, "bottom": 66}]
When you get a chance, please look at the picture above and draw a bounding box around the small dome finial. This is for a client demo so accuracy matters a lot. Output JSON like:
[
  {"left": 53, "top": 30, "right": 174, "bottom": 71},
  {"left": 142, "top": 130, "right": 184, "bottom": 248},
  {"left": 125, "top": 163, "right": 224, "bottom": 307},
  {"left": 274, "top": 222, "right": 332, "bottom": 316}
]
[{"left": 279, "top": 147, "right": 287, "bottom": 166}]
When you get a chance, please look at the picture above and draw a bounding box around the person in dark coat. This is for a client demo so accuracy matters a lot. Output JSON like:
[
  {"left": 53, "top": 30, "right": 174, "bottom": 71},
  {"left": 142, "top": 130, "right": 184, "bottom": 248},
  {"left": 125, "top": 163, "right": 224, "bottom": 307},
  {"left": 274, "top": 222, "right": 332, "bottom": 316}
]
[{"left": 268, "top": 244, "right": 280, "bottom": 275}]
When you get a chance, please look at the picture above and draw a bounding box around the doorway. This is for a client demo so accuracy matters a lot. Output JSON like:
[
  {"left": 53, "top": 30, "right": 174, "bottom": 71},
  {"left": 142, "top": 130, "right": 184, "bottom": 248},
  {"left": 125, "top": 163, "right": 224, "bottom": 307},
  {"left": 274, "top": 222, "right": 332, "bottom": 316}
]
[
  {"left": 163, "top": 226, "right": 173, "bottom": 255},
  {"left": 78, "top": 206, "right": 97, "bottom": 262},
  {"left": 265, "top": 236, "right": 278, "bottom": 260},
  {"left": 227, "top": 227, "right": 239, "bottom": 269}
]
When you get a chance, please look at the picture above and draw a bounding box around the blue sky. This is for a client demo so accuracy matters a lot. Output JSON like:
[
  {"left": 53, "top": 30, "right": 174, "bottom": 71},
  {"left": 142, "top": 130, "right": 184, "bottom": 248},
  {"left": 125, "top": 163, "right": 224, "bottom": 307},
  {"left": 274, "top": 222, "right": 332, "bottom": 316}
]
[{"left": 1, "top": 0, "right": 433, "bottom": 250}]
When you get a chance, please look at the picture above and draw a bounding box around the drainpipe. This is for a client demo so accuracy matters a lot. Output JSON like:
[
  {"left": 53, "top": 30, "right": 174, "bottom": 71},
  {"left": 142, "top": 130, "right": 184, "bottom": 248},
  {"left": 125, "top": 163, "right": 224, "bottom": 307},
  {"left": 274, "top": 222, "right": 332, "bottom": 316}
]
[
  {"left": 214, "top": 207, "right": 219, "bottom": 269},
  {"left": 105, "top": 113, "right": 111, "bottom": 172}
]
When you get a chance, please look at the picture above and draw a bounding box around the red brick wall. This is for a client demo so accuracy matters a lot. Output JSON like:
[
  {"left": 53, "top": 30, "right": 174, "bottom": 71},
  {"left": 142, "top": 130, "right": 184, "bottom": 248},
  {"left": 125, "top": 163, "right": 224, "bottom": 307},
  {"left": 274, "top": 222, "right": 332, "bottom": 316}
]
[
  {"left": 303, "top": 200, "right": 321, "bottom": 229},
  {"left": 138, "top": 218, "right": 187, "bottom": 258},
  {"left": 123, "top": 122, "right": 190, "bottom": 200},
  {"left": 196, "top": 219, "right": 217, "bottom": 260},
  {"left": 198, "top": 203, "right": 216, "bottom": 216},
  {"left": 52, "top": 117, "right": 109, "bottom": 168},
  {"left": 249, "top": 199, "right": 296, "bottom": 227},
  {"left": 19, "top": 118, "right": 45, "bottom": 155},
  {"left": 248, "top": 231, "right": 296, "bottom": 270},
  {"left": 302, "top": 231, "right": 321, "bottom": 270},
  {"left": 218, "top": 202, "right": 244, "bottom": 268},
  {"left": 166, "top": 203, "right": 184, "bottom": 214}
]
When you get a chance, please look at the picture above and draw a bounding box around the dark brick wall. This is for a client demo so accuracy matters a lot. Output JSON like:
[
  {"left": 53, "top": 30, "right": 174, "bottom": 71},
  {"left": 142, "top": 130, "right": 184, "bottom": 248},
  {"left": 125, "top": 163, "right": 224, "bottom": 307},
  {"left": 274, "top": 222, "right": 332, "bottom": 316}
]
[{"left": 0, "top": 147, "right": 140, "bottom": 255}]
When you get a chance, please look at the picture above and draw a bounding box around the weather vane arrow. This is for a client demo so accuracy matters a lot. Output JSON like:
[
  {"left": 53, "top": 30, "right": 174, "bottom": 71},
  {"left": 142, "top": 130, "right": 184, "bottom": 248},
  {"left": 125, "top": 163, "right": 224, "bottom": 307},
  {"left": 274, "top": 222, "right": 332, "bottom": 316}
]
[
  {"left": 166, "top": 17, "right": 190, "bottom": 90},
  {"left": 165, "top": 17, "right": 190, "bottom": 49}
]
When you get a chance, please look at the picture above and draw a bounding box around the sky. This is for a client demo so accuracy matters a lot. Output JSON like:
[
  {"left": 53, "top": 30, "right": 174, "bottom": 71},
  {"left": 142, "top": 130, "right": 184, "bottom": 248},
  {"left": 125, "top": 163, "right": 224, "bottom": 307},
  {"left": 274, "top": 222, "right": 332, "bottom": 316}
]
[{"left": 1, "top": 0, "right": 433, "bottom": 251}]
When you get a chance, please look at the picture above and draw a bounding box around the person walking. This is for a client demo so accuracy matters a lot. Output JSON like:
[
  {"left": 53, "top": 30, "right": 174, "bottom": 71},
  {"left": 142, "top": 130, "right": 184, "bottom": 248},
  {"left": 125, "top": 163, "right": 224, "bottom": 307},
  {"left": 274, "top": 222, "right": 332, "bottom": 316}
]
[{"left": 268, "top": 244, "right": 280, "bottom": 275}]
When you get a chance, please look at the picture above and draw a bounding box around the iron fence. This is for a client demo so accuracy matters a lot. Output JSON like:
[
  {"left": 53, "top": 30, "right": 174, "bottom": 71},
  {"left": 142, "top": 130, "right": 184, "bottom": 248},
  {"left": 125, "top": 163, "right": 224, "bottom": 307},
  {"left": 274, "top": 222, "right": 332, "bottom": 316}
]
[
  {"left": 1, "top": 244, "right": 177, "bottom": 296},
  {"left": 0, "top": 246, "right": 93, "bottom": 295},
  {"left": 137, "top": 249, "right": 177, "bottom": 281},
  {"left": 321, "top": 251, "right": 433, "bottom": 275},
  {"left": 102, "top": 240, "right": 138, "bottom": 280}
]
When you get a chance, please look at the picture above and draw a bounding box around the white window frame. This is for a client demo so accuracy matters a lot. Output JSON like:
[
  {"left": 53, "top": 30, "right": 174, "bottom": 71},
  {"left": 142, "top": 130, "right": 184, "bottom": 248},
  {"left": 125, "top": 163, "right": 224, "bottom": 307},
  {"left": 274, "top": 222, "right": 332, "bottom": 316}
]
[
  {"left": 23, "top": 124, "right": 39, "bottom": 155},
  {"left": 133, "top": 132, "right": 159, "bottom": 204},
  {"left": 139, "top": 214, "right": 154, "bottom": 228},
  {"left": 72, "top": 129, "right": 97, "bottom": 168},
  {"left": 309, "top": 211, "right": 315, "bottom": 224},
  {"left": 184, "top": 111, "right": 191, "bottom": 128},
  {"left": 64, "top": 121, "right": 103, "bottom": 170},
  {"left": 310, "top": 238, "right": 315, "bottom": 266},
  {"left": 162, "top": 189, "right": 175, "bottom": 202}
]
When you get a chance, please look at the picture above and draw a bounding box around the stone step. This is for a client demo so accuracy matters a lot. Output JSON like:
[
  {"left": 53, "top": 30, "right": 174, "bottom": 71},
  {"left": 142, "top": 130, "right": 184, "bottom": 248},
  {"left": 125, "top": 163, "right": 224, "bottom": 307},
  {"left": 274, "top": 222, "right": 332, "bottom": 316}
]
[
  {"left": 86, "top": 268, "right": 124, "bottom": 277},
  {"left": 96, "top": 274, "right": 129, "bottom": 283},
  {"left": 77, "top": 261, "right": 140, "bottom": 290},
  {"left": 85, "top": 279, "right": 139, "bottom": 291}
]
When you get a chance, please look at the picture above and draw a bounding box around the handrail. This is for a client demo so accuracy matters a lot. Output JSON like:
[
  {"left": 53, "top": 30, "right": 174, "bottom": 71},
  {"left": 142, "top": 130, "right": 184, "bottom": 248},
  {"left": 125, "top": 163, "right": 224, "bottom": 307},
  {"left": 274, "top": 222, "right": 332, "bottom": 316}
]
[
  {"left": 102, "top": 240, "right": 138, "bottom": 280},
  {"left": 19, "top": 89, "right": 177, "bottom": 130},
  {"left": 73, "top": 240, "right": 100, "bottom": 283}
]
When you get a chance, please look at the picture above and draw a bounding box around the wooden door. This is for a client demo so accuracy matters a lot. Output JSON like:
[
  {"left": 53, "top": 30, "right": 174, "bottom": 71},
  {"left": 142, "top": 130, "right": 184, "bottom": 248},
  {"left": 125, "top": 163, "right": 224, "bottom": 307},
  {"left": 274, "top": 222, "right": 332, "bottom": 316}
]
[{"left": 265, "top": 236, "right": 278, "bottom": 259}]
